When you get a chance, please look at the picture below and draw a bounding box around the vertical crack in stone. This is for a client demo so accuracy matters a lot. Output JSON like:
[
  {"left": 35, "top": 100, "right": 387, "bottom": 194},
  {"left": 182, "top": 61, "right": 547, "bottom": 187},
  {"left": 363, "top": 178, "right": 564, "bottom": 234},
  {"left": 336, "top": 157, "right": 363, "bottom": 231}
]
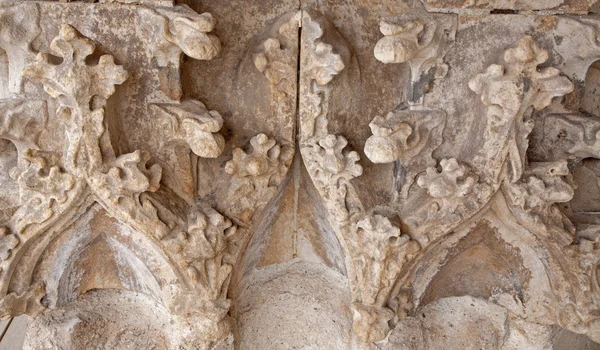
[{"left": 293, "top": 10, "right": 303, "bottom": 259}]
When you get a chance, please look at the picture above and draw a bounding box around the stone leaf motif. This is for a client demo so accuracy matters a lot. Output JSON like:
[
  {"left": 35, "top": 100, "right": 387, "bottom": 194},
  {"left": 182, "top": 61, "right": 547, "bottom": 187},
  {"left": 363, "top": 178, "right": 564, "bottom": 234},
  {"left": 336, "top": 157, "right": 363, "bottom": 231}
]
[
  {"left": 14, "top": 149, "right": 76, "bottom": 233},
  {"left": 469, "top": 35, "right": 574, "bottom": 184},
  {"left": 503, "top": 161, "right": 574, "bottom": 242},
  {"left": 410, "top": 158, "right": 481, "bottom": 243},
  {"left": 164, "top": 207, "right": 236, "bottom": 302},
  {"left": 151, "top": 99, "right": 225, "bottom": 158},
  {"left": 23, "top": 24, "right": 128, "bottom": 111},
  {"left": 225, "top": 133, "right": 294, "bottom": 225},
  {"left": 302, "top": 12, "right": 345, "bottom": 87},
  {"left": 89, "top": 150, "right": 167, "bottom": 238},
  {"left": 90, "top": 150, "right": 161, "bottom": 205},
  {"left": 541, "top": 113, "right": 600, "bottom": 161},
  {"left": 351, "top": 214, "right": 420, "bottom": 343},
  {"left": 254, "top": 38, "right": 297, "bottom": 97},
  {"left": 309, "top": 40, "right": 345, "bottom": 86},
  {"left": 302, "top": 134, "right": 363, "bottom": 222},
  {"left": 299, "top": 11, "right": 348, "bottom": 142},
  {"left": 374, "top": 14, "right": 455, "bottom": 104},
  {"left": 252, "top": 13, "right": 300, "bottom": 144},
  {"left": 163, "top": 206, "right": 236, "bottom": 339},
  {"left": 22, "top": 25, "right": 167, "bottom": 240},
  {"left": 22, "top": 24, "right": 127, "bottom": 177}
]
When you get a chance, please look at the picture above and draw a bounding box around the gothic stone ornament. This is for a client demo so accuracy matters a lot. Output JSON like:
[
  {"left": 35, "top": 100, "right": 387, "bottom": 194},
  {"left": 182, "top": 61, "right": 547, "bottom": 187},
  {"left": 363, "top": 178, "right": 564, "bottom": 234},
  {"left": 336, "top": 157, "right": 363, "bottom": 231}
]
[
  {"left": 374, "top": 11, "right": 456, "bottom": 105},
  {"left": 0, "top": 2, "right": 248, "bottom": 348},
  {"left": 2, "top": 1, "right": 600, "bottom": 349}
]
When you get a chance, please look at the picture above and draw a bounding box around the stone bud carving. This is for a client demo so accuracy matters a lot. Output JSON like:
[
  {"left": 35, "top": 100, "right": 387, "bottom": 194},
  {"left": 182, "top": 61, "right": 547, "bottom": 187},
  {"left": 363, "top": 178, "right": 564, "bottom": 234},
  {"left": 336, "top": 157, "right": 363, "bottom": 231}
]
[
  {"left": 365, "top": 114, "right": 413, "bottom": 164},
  {"left": 417, "top": 158, "right": 477, "bottom": 200},
  {"left": 365, "top": 109, "right": 445, "bottom": 199},
  {"left": 374, "top": 14, "right": 456, "bottom": 104},
  {"left": 225, "top": 134, "right": 294, "bottom": 224},
  {"left": 469, "top": 35, "right": 574, "bottom": 184},
  {"left": 351, "top": 214, "right": 419, "bottom": 342},
  {"left": 374, "top": 19, "right": 426, "bottom": 65},
  {"left": 151, "top": 99, "right": 225, "bottom": 158},
  {"left": 164, "top": 13, "right": 221, "bottom": 61},
  {"left": 303, "top": 134, "right": 362, "bottom": 222}
]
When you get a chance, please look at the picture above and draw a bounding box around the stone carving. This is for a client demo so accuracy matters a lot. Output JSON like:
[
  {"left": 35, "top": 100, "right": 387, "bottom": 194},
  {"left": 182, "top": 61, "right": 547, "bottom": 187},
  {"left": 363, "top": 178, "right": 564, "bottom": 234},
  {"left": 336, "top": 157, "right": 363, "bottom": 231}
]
[
  {"left": 20, "top": 24, "right": 170, "bottom": 238},
  {"left": 351, "top": 214, "right": 420, "bottom": 343},
  {"left": 365, "top": 109, "right": 445, "bottom": 200},
  {"left": 14, "top": 150, "right": 76, "bottom": 233},
  {"left": 254, "top": 12, "right": 300, "bottom": 133},
  {"left": 299, "top": 11, "right": 348, "bottom": 143},
  {"left": 0, "top": 100, "right": 47, "bottom": 154},
  {"left": 503, "top": 161, "right": 575, "bottom": 243},
  {"left": 225, "top": 133, "right": 294, "bottom": 225},
  {"left": 156, "top": 11, "right": 221, "bottom": 66},
  {"left": 417, "top": 158, "right": 477, "bottom": 202},
  {"left": 302, "top": 134, "right": 363, "bottom": 222},
  {"left": 163, "top": 206, "right": 237, "bottom": 340},
  {"left": 405, "top": 157, "right": 489, "bottom": 245},
  {"left": 469, "top": 35, "right": 574, "bottom": 184},
  {"left": 151, "top": 99, "right": 225, "bottom": 158},
  {"left": 532, "top": 112, "right": 600, "bottom": 162},
  {"left": 374, "top": 13, "right": 456, "bottom": 104},
  {"left": 23, "top": 25, "right": 128, "bottom": 115},
  {"left": 1, "top": 3, "right": 600, "bottom": 349}
]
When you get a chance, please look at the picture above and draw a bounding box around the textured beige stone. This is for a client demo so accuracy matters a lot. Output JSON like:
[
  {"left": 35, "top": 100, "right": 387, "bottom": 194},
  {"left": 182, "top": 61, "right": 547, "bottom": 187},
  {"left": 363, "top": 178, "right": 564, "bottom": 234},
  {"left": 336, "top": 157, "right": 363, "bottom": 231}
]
[{"left": 0, "top": 0, "right": 600, "bottom": 349}]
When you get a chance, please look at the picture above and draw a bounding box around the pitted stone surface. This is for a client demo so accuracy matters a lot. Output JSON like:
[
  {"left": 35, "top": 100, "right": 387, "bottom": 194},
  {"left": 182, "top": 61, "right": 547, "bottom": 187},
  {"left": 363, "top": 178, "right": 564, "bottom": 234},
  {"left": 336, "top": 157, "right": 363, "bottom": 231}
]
[{"left": 0, "top": 0, "right": 600, "bottom": 349}]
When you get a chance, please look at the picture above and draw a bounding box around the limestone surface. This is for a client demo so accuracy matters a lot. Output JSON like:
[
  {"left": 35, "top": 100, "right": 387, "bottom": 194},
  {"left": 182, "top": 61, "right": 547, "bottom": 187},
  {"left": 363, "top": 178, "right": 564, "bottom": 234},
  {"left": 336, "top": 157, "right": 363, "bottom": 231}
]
[{"left": 1, "top": 0, "right": 600, "bottom": 349}]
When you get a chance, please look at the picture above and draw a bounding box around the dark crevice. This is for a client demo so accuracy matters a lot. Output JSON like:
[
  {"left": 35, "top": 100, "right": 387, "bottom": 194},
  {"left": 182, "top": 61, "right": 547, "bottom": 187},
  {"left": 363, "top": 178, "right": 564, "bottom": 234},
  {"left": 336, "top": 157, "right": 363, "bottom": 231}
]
[
  {"left": 0, "top": 317, "right": 13, "bottom": 342},
  {"left": 490, "top": 9, "right": 518, "bottom": 14},
  {"left": 293, "top": 10, "right": 303, "bottom": 258}
]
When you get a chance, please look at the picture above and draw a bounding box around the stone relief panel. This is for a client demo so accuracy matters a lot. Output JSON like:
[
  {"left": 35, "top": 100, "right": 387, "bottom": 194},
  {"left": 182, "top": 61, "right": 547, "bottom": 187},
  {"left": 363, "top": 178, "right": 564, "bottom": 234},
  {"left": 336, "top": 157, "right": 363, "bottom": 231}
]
[{"left": 0, "top": 0, "right": 600, "bottom": 349}]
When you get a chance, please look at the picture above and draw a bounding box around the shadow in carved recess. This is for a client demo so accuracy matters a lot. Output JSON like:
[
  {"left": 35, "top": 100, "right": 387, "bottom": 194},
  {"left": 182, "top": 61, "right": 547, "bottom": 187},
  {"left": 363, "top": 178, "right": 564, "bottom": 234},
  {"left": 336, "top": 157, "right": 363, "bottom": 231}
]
[{"left": 420, "top": 220, "right": 530, "bottom": 306}]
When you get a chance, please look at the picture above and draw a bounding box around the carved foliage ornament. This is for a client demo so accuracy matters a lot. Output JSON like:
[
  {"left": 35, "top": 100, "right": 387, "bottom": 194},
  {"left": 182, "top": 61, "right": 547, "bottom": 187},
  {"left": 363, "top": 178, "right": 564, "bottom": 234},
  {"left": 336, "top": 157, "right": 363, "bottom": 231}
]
[
  {"left": 0, "top": 15, "right": 233, "bottom": 341},
  {"left": 469, "top": 35, "right": 574, "bottom": 184},
  {"left": 2, "top": 5, "right": 600, "bottom": 350}
]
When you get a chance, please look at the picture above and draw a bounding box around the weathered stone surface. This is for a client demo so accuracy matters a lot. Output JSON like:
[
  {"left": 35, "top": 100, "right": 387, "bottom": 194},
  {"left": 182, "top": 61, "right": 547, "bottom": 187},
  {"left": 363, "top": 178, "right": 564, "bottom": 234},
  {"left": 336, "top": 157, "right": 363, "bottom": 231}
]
[{"left": 1, "top": 0, "right": 600, "bottom": 349}]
